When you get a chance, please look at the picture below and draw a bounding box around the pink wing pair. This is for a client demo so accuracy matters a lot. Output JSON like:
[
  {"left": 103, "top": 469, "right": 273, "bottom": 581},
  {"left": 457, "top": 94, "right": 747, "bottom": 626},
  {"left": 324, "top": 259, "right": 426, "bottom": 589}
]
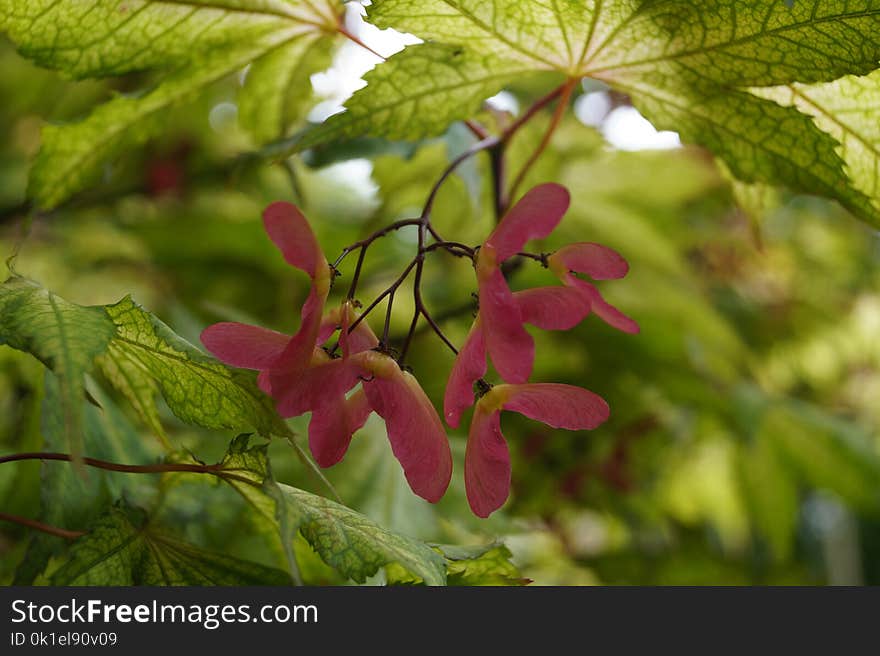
[{"left": 201, "top": 203, "right": 452, "bottom": 503}]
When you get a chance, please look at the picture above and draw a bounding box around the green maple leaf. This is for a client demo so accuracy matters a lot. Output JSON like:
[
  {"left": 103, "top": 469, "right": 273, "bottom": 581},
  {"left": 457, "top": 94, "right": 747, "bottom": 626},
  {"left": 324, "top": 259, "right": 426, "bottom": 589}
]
[
  {"left": 99, "top": 296, "right": 287, "bottom": 438},
  {"left": 386, "top": 543, "right": 527, "bottom": 586},
  {"left": 51, "top": 504, "right": 293, "bottom": 585},
  {"left": 15, "top": 379, "right": 164, "bottom": 584},
  {"left": 210, "top": 435, "right": 448, "bottom": 585},
  {"left": 752, "top": 70, "right": 880, "bottom": 218},
  {"left": 305, "top": 0, "right": 880, "bottom": 224},
  {"left": 0, "top": 277, "right": 285, "bottom": 443},
  {"left": 0, "top": 0, "right": 344, "bottom": 208},
  {"left": 0, "top": 277, "right": 115, "bottom": 456}
]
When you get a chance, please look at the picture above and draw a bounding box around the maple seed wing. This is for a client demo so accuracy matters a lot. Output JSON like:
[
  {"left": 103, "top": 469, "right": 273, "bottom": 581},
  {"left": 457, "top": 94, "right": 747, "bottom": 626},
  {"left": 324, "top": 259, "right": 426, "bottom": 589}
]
[
  {"left": 262, "top": 201, "right": 326, "bottom": 278},
  {"left": 550, "top": 243, "right": 630, "bottom": 280},
  {"left": 200, "top": 322, "right": 291, "bottom": 370},
  {"left": 465, "top": 405, "right": 511, "bottom": 519},
  {"left": 514, "top": 286, "right": 592, "bottom": 331},
  {"left": 364, "top": 367, "right": 453, "bottom": 503},
  {"left": 444, "top": 317, "right": 488, "bottom": 428},
  {"left": 485, "top": 183, "right": 571, "bottom": 261},
  {"left": 502, "top": 384, "right": 610, "bottom": 431},
  {"left": 308, "top": 388, "right": 373, "bottom": 468},
  {"left": 566, "top": 277, "right": 640, "bottom": 335},
  {"left": 479, "top": 267, "right": 534, "bottom": 384}
]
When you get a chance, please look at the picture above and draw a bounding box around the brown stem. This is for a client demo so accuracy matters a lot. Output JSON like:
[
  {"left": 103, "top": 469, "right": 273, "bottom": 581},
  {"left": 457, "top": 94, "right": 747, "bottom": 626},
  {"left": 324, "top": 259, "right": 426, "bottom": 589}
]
[
  {"left": 0, "top": 512, "right": 85, "bottom": 540},
  {"left": 346, "top": 247, "right": 369, "bottom": 300},
  {"left": 489, "top": 144, "right": 509, "bottom": 219},
  {"left": 508, "top": 79, "right": 578, "bottom": 200},
  {"left": 337, "top": 26, "right": 386, "bottom": 61},
  {"left": 0, "top": 451, "right": 261, "bottom": 489},
  {"left": 421, "top": 136, "right": 500, "bottom": 222},
  {"left": 509, "top": 78, "right": 578, "bottom": 198},
  {"left": 501, "top": 83, "right": 569, "bottom": 141},
  {"left": 346, "top": 257, "right": 419, "bottom": 335},
  {"left": 463, "top": 119, "right": 490, "bottom": 140},
  {"left": 0, "top": 451, "right": 224, "bottom": 474}
]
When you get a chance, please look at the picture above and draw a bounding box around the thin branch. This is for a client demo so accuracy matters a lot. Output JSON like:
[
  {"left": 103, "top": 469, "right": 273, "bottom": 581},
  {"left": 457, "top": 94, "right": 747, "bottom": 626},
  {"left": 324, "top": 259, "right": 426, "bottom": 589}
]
[
  {"left": 463, "top": 119, "right": 490, "bottom": 140},
  {"left": 346, "top": 257, "right": 419, "bottom": 335},
  {"left": 398, "top": 264, "right": 424, "bottom": 363},
  {"left": 421, "top": 136, "right": 500, "bottom": 221},
  {"left": 0, "top": 512, "right": 85, "bottom": 540},
  {"left": 381, "top": 290, "right": 395, "bottom": 345},
  {"left": 283, "top": 435, "right": 342, "bottom": 504},
  {"left": 0, "top": 452, "right": 266, "bottom": 493},
  {"left": 346, "top": 246, "right": 369, "bottom": 299},
  {"left": 489, "top": 144, "right": 509, "bottom": 220},
  {"left": 501, "top": 83, "right": 569, "bottom": 141},
  {"left": 0, "top": 451, "right": 223, "bottom": 474},
  {"left": 333, "top": 218, "right": 422, "bottom": 269},
  {"left": 336, "top": 25, "right": 386, "bottom": 61},
  {"left": 423, "top": 241, "right": 475, "bottom": 257},
  {"left": 508, "top": 78, "right": 578, "bottom": 200}
]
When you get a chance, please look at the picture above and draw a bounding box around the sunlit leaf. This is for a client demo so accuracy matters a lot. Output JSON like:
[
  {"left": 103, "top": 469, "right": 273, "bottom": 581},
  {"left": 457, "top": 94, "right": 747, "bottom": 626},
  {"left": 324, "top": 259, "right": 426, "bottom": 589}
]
[
  {"left": 0, "top": 0, "right": 343, "bottom": 208},
  {"left": 753, "top": 70, "right": 880, "bottom": 219}
]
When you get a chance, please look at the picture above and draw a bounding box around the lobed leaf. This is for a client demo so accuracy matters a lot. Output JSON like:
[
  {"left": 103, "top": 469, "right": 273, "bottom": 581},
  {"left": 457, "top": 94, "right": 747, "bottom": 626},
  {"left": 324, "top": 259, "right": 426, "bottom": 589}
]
[
  {"left": 386, "top": 543, "right": 527, "bottom": 586},
  {"left": 102, "top": 296, "right": 287, "bottom": 437},
  {"left": 239, "top": 34, "right": 335, "bottom": 145},
  {"left": 0, "top": 277, "right": 115, "bottom": 455},
  {"left": 753, "top": 70, "right": 880, "bottom": 220},
  {"left": 358, "top": 0, "right": 880, "bottom": 225},
  {"left": 212, "top": 436, "right": 448, "bottom": 585},
  {"left": 0, "top": 277, "right": 285, "bottom": 441},
  {"left": 293, "top": 43, "right": 536, "bottom": 150},
  {"left": 0, "top": 0, "right": 343, "bottom": 208},
  {"left": 51, "top": 504, "right": 293, "bottom": 585}
]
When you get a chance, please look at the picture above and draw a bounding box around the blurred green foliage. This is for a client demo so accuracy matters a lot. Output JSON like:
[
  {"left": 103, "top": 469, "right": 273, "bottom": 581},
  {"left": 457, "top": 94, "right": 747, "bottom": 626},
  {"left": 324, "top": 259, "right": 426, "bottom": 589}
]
[{"left": 1, "top": 35, "right": 879, "bottom": 586}]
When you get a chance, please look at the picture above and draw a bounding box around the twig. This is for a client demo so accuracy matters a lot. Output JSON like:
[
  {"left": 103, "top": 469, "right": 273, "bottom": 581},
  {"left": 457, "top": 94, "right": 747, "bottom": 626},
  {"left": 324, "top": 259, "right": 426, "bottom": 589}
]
[
  {"left": 283, "top": 435, "right": 342, "bottom": 504},
  {"left": 0, "top": 511, "right": 85, "bottom": 540},
  {"left": 508, "top": 79, "right": 578, "bottom": 200}
]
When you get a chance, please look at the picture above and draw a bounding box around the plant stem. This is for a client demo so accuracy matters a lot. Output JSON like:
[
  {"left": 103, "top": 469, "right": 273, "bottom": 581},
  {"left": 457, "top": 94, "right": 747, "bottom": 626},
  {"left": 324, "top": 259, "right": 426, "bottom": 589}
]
[
  {"left": 421, "top": 136, "right": 500, "bottom": 222},
  {"left": 0, "top": 451, "right": 223, "bottom": 473},
  {"left": 0, "top": 512, "right": 85, "bottom": 540},
  {"left": 489, "top": 144, "right": 509, "bottom": 219},
  {"left": 508, "top": 78, "right": 578, "bottom": 200},
  {"left": 346, "top": 257, "right": 420, "bottom": 335},
  {"left": 500, "top": 83, "right": 569, "bottom": 141},
  {"left": 283, "top": 435, "right": 342, "bottom": 504},
  {"left": 346, "top": 246, "right": 369, "bottom": 299}
]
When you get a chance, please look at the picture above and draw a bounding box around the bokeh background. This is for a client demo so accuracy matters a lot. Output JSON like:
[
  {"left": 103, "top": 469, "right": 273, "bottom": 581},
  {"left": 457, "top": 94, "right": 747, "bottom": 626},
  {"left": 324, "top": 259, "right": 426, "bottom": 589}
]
[{"left": 2, "top": 10, "right": 880, "bottom": 585}]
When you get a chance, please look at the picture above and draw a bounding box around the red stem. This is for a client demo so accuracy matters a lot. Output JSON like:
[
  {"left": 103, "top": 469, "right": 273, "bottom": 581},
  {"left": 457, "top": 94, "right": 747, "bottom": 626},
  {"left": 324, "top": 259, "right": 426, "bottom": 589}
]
[
  {"left": 508, "top": 78, "right": 578, "bottom": 200},
  {"left": 0, "top": 512, "right": 85, "bottom": 540}
]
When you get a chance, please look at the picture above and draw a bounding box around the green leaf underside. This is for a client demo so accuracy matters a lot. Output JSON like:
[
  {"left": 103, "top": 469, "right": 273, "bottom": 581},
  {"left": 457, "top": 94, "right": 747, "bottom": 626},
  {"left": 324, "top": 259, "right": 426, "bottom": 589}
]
[
  {"left": 0, "top": 0, "right": 342, "bottom": 208},
  {"left": 280, "top": 483, "right": 447, "bottom": 585},
  {"left": 293, "top": 43, "right": 538, "bottom": 150},
  {"left": 239, "top": 33, "right": 335, "bottom": 144},
  {"left": 213, "top": 436, "right": 447, "bottom": 585},
  {"left": 0, "top": 277, "right": 115, "bottom": 456},
  {"left": 30, "top": 38, "right": 298, "bottom": 209},
  {"left": 313, "top": 0, "right": 879, "bottom": 224},
  {"left": 0, "top": 277, "right": 284, "bottom": 440},
  {"left": 368, "top": 1, "right": 880, "bottom": 84},
  {"left": 51, "top": 505, "right": 292, "bottom": 585},
  {"left": 753, "top": 70, "right": 880, "bottom": 216},
  {"left": 5, "top": 1, "right": 880, "bottom": 221}
]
